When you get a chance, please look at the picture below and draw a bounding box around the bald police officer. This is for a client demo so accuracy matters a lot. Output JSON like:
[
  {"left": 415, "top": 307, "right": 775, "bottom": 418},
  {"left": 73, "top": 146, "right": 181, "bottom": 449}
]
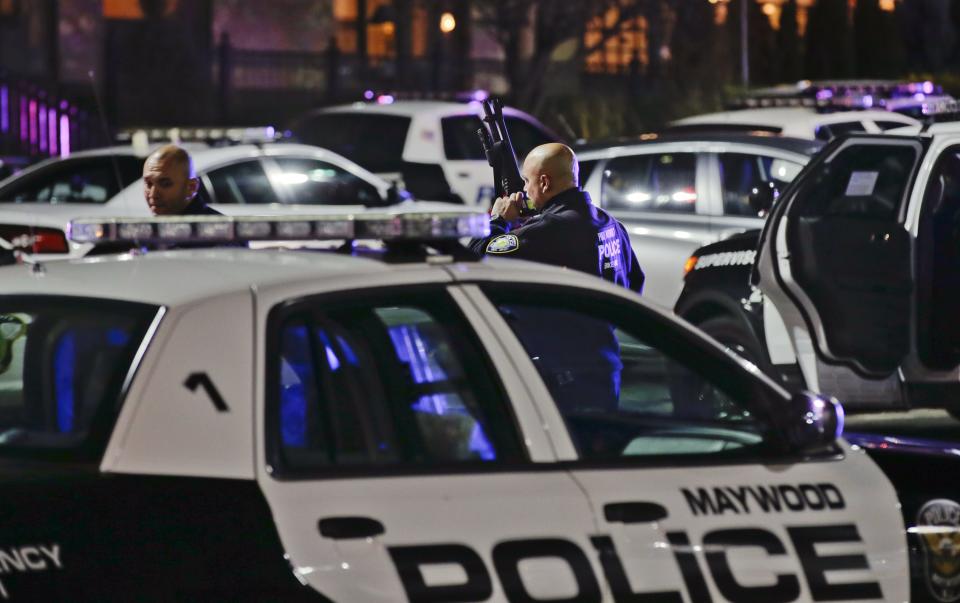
[
  {"left": 142, "top": 144, "right": 221, "bottom": 216},
  {"left": 469, "top": 143, "right": 644, "bottom": 294}
]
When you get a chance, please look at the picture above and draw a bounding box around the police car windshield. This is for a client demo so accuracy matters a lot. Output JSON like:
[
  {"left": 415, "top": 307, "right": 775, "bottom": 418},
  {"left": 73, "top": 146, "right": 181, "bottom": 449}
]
[{"left": 0, "top": 297, "right": 159, "bottom": 462}]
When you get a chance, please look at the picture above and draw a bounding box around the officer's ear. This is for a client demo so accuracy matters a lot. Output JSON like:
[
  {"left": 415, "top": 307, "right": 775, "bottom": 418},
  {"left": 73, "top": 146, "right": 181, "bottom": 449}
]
[
  {"left": 539, "top": 173, "right": 550, "bottom": 193},
  {"left": 186, "top": 177, "right": 199, "bottom": 200}
]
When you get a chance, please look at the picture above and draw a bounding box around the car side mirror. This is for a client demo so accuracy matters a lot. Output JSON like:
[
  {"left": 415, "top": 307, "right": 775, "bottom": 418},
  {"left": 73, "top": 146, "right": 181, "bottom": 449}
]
[
  {"left": 385, "top": 183, "right": 412, "bottom": 205},
  {"left": 748, "top": 183, "right": 778, "bottom": 216},
  {"left": 782, "top": 391, "right": 844, "bottom": 453}
]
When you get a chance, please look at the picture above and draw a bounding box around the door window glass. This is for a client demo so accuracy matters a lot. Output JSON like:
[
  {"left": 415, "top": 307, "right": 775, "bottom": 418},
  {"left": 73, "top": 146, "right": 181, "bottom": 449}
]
[
  {"left": 291, "top": 113, "right": 411, "bottom": 173},
  {"left": 504, "top": 116, "right": 555, "bottom": 159},
  {"left": 269, "top": 292, "right": 523, "bottom": 473},
  {"left": 815, "top": 122, "right": 866, "bottom": 140},
  {"left": 441, "top": 115, "right": 486, "bottom": 160},
  {"left": 0, "top": 298, "right": 157, "bottom": 462},
  {"left": 719, "top": 153, "right": 804, "bottom": 216},
  {"left": 795, "top": 144, "right": 917, "bottom": 220},
  {"left": 602, "top": 153, "right": 697, "bottom": 213},
  {"left": 486, "top": 287, "right": 774, "bottom": 461},
  {"left": 0, "top": 157, "right": 143, "bottom": 204},
  {"left": 272, "top": 157, "right": 384, "bottom": 206},
  {"left": 206, "top": 160, "right": 277, "bottom": 205}
]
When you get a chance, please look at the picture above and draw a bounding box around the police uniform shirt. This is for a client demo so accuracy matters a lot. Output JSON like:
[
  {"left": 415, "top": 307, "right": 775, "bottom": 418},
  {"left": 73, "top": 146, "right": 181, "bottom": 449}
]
[
  {"left": 469, "top": 187, "right": 644, "bottom": 294},
  {"left": 180, "top": 197, "right": 223, "bottom": 216}
]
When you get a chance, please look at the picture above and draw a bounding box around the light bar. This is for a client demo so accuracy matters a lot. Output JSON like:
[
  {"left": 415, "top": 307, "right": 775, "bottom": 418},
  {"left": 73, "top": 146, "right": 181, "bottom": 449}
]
[
  {"left": 67, "top": 212, "right": 490, "bottom": 245},
  {"left": 730, "top": 80, "right": 950, "bottom": 112},
  {"left": 116, "top": 126, "right": 281, "bottom": 145},
  {"left": 920, "top": 98, "right": 960, "bottom": 116}
]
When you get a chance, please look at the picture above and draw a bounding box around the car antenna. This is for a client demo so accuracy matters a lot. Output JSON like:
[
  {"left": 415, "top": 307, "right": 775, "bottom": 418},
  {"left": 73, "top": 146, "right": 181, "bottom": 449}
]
[{"left": 87, "top": 69, "right": 126, "bottom": 198}]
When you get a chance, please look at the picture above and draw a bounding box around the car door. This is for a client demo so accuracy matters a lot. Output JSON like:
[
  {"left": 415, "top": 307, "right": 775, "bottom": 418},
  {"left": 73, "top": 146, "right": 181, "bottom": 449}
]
[
  {"left": 755, "top": 136, "right": 927, "bottom": 406},
  {"left": 598, "top": 147, "right": 712, "bottom": 308},
  {"left": 255, "top": 279, "right": 605, "bottom": 602},
  {"left": 466, "top": 280, "right": 909, "bottom": 602}
]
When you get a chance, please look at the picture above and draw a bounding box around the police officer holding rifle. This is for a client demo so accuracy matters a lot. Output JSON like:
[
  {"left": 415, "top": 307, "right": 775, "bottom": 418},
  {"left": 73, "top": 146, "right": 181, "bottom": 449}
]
[{"left": 468, "top": 99, "right": 644, "bottom": 294}]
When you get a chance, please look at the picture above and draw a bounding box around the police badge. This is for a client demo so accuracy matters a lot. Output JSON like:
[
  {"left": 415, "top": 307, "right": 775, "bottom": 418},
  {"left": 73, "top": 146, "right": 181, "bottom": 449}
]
[
  {"left": 918, "top": 498, "right": 960, "bottom": 602},
  {"left": 486, "top": 234, "right": 519, "bottom": 254}
]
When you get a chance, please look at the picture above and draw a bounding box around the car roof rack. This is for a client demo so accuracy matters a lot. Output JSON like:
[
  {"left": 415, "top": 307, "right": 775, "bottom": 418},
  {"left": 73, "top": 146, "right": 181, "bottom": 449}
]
[
  {"left": 115, "top": 126, "right": 286, "bottom": 152},
  {"left": 918, "top": 99, "right": 960, "bottom": 133},
  {"left": 68, "top": 212, "right": 490, "bottom": 263}
]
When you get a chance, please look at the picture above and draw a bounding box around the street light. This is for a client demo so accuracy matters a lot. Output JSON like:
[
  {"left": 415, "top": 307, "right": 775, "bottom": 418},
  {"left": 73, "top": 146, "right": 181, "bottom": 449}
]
[{"left": 439, "top": 12, "right": 456, "bottom": 34}]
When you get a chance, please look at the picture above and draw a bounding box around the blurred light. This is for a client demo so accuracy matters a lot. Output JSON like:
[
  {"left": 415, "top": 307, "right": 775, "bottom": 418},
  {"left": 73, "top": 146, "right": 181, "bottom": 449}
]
[
  {"left": 376, "top": 94, "right": 395, "bottom": 104},
  {"left": 363, "top": 89, "right": 375, "bottom": 100},
  {"left": 279, "top": 172, "right": 309, "bottom": 185},
  {"left": 38, "top": 103, "right": 47, "bottom": 152},
  {"left": 48, "top": 109, "right": 57, "bottom": 156},
  {"left": 471, "top": 89, "right": 489, "bottom": 102},
  {"left": 762, "top": 3, "right": 776, "bottom": 16},
  {"left": 439, "top": 12, "right": 456, "bottom": 33},
  {"left": 0, "top": 86, "right": 7, "bottom": 133},
  {"left": 59, "top": 114, "right": 71, "bottom": 158},
  {"left": 626, "top": 192, "right": 651, "bottom": 203},
  {"left": 879, "top": 0, "right": 895, "bottom": 11},
  {"left": 923, "top": 80, "right": 935, "bottom": 94},
  {"left": 672, "top": 191, "right": 698, "bottom": 203},
  {"left": 28, "top": 100, "right": 37, "bottom": 147},
  {"left": 862, "top": 94, "right": 873, "bottom": 108},
  {"left": 816, "top": 89, "right": 833, "bottom": 100}
]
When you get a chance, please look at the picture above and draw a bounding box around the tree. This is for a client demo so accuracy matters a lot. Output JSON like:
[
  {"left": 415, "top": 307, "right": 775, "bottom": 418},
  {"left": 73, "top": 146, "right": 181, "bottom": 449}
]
[
  {"left": 777, "top": 0, "right": 801, "bottom": 82},
  {"left": 472, "top": 0, "right": 650, "bottom": 109},
  {"left": 804, "top": 0, "right": 852, "bottom": 79},
  {"left": 854, "top": 0, "right": 900, "bottom": 77}
]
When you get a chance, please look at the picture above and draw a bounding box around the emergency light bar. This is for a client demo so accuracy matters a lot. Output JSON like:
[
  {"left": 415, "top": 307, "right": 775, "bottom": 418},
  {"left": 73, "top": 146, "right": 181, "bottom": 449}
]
[
  {"left": 730, "top": 80, "right": 949, "bottom": 113},
  {"left": 920, "top": 98, "right": 960, "bottom": 116},
  {"left": 116, "top": 126, "right": 283, "bottom": 145},
  {"left": 67, "top": 212, "right": 490, "bottom": 245}
]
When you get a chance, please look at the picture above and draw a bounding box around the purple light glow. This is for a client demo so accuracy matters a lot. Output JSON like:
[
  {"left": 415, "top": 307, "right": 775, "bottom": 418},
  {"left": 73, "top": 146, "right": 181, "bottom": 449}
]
[
  {"left": 19, "top": 98, "right": 27, "bottom": 143},
  {"left": 862, "top": 95, "right": 874, "bottom": 109},
  {"left": 923, "top": 81, "right": 935, "bottom": 95},
  {"left": 48, "top": 109, "right": 57, "bottom": 155},
  {"left": 59, "top": 100, "right": 68, "bottom": 110},
  {"left": 471, "top": 89, "right": 489, "bottom": 102},
  {"left": 363, "top": 89, "right": 375, "bottom": 100},
  {"left": 28, "top": 100, "right": 37, "bottom": 148},
  {"left": 816, "top": 89, "right": 833, "bottom": 100},
  {"left": 0, "top": 87, "right": 7, "bottom": 133},
  {"left": 38, "top": 104, "right": 47, "bottom": 152},
  {"left": 59, "top": 115, "right": 70, "bottom": 158},
  {"left": 914, "top": 93, "right": 926, "bottom": 101},
  {"left": 376, "top": 94, "right": 395, "bottom": 104}
]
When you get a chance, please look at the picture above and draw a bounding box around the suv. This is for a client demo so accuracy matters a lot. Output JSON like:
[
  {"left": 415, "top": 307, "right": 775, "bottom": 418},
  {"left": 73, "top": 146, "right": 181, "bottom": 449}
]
[
  {"left": 577, "top": 132, "right": 822, "bottom": 307},
  {"left": 0, "top": 140, "right": 459, "bottom": 258},
  {"left": 676, "top": 121, "right": 960, "bottom": 414},
  {"left": 670, "top": 107, "right": 919, "bottom": 141},
  {"left": 288, "top": 100, "right": 561, "bottom": 207}
]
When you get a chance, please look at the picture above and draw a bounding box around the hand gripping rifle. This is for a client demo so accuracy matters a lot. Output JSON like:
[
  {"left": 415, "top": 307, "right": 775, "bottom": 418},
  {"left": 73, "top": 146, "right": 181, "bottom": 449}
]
[{"left": 476, "top": 97, "right": 537, "bottom": 217}]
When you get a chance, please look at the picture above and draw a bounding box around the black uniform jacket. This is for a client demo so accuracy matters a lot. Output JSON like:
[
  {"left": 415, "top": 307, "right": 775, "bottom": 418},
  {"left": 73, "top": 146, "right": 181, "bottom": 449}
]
[
  {"left": 181, "top": 197, "right": 223, "bottom": 215},
  {"left": 469, "top": 188, "right": 644, "bottom": 294}
]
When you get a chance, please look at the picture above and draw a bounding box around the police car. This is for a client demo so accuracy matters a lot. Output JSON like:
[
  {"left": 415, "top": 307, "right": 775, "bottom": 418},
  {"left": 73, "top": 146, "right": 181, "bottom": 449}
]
[
  {"left": 0, "top": 130, "right": 464, "bottom": 259},
  {"left": 0, "top": 212, "right": 907, "bottom": 601},
  {"left": 288, "top": 99, "right": 560, "bottom": 207}
]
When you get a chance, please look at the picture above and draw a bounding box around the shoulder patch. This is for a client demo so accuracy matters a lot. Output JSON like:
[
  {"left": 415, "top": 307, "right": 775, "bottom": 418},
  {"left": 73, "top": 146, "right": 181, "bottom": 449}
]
[{"left": 486, "top": 234, "right": 519, "bottom": 254}]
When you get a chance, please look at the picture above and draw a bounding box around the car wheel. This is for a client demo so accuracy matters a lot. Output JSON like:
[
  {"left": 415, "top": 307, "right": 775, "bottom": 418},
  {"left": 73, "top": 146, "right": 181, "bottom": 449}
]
[{"left": 697, "top": 315, "right": 768, "bottom": 371}]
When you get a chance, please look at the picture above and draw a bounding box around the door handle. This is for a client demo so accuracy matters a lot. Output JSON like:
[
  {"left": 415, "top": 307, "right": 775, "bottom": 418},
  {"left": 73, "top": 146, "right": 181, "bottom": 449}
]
[
  {"left": 318, "top": 516, "right": 385, "bottom": 540},
  {"left": 604, "top": 501, "right": 669, "bottom": 524}
]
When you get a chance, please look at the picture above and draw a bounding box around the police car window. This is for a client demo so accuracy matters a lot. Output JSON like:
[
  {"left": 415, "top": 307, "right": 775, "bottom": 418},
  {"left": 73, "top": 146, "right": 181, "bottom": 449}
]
[
  {"left": 602, "top": 153, "right": 697, "bottom": 213},
  {"left": 290, "top": 113, "right": 411, "bottom": 173},
  {"left": 441, "top": 115, "right": 486, "bottom": 160},
  {"left": 795, "top": 144, "right": 917, "bottom": 220},
  {"left": 504, "top": 116, "right": 555, "bottom": 159},
  {"left": 206, "top": 160, "right": 277, "bottom": 204},
  {"left": 0, "top": 298, "right": 157, "bottom": 462},
  {"left": 876, "top": 120, "right": 909, "bottom": 131},
  {"left": 269, "top": 293, "right": 523, "bottom": 474},
  {"left": 271, "top": 157, "right": 384, "bottom": 206},
  {"left": 719, "top": 153, "right": 803, "bottom": 216},
  {"left": 486, "top": 287, "right": 776, "bottom": 461},
  {"left": 0, "top": 156, "right": 143, "bottom": 204}
]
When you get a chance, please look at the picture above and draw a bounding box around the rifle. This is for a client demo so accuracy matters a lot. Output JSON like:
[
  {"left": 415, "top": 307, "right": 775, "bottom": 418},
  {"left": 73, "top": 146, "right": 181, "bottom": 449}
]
[{"left": 476, "top": 97, "right": 537, "bottom": 217}]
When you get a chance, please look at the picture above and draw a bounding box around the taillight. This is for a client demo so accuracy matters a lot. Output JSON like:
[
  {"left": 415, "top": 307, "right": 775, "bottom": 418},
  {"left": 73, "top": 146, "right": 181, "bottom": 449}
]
[
  {"left": 0, "top": 225, "right": 69, "bottom": 254},
  {"left": 683, "top": 255, "right": 698, "bottom": 276}
]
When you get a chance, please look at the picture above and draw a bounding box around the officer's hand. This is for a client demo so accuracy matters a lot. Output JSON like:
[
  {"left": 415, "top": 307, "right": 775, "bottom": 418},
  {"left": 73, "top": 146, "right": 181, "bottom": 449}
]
[{"left": 492, "top": 192, "right": 524, "bottom": 222}]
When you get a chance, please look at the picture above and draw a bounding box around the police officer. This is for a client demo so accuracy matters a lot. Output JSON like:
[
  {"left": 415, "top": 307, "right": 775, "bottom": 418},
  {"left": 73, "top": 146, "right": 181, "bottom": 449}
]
[
  {"left": 142, "top": 144, "right": 221, "bottom": 216},
  {"left": 469, "top": 143, "right": 644, "bottom": 294}
]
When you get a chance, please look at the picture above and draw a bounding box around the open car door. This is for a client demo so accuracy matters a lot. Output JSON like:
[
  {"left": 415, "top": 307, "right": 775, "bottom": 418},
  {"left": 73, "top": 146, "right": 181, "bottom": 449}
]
[{"left": 755, "top": 136, "right": 927, "bottom": 407}]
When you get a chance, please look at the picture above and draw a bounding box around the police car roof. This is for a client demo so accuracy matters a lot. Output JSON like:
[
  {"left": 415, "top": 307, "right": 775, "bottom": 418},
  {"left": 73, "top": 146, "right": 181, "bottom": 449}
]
[
  {"left": 575, "top": 131, "right": 823, "bottom": 156},
  {"left": 672, "top": 107, "right": 918, "bottom": 127},
  {"left": 0, "top": 249, "right": 409, "bottom": 306},
  {"left": 0, "top": 248, "right": 631, "bottom": 308}
]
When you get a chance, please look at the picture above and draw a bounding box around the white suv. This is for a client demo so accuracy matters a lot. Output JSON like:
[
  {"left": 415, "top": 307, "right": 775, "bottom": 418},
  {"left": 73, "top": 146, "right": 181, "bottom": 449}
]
[
  {"left": 670, "top": 107, "right": 919, "bottom": 141},
  {"left": 289, "top": 100, "right": 561, "bottom": 207}
]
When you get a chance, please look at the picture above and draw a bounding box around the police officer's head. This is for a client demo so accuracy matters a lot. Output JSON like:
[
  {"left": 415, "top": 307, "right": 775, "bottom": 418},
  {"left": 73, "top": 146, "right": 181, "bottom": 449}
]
[
  {"left": 142, "top": 144, "right": 199, "bottom": 216},
  {"left": 521, "top": 143, "right": 579, "bottom": 210}
]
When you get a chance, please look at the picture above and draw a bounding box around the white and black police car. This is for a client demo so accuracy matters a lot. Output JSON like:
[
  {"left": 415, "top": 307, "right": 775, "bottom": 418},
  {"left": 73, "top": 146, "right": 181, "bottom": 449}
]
[
  {"left": 676, "top": 102, "right": 960, "bottom": 602},
  {"left": 0, "top": 211, "right": 908, "bottom": 602}
]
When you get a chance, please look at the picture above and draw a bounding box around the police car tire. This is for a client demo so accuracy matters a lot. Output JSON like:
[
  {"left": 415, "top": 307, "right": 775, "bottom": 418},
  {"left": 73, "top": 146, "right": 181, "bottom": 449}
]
[{"left": 697, "top": 315, "right": 768, "bottom": 371}]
